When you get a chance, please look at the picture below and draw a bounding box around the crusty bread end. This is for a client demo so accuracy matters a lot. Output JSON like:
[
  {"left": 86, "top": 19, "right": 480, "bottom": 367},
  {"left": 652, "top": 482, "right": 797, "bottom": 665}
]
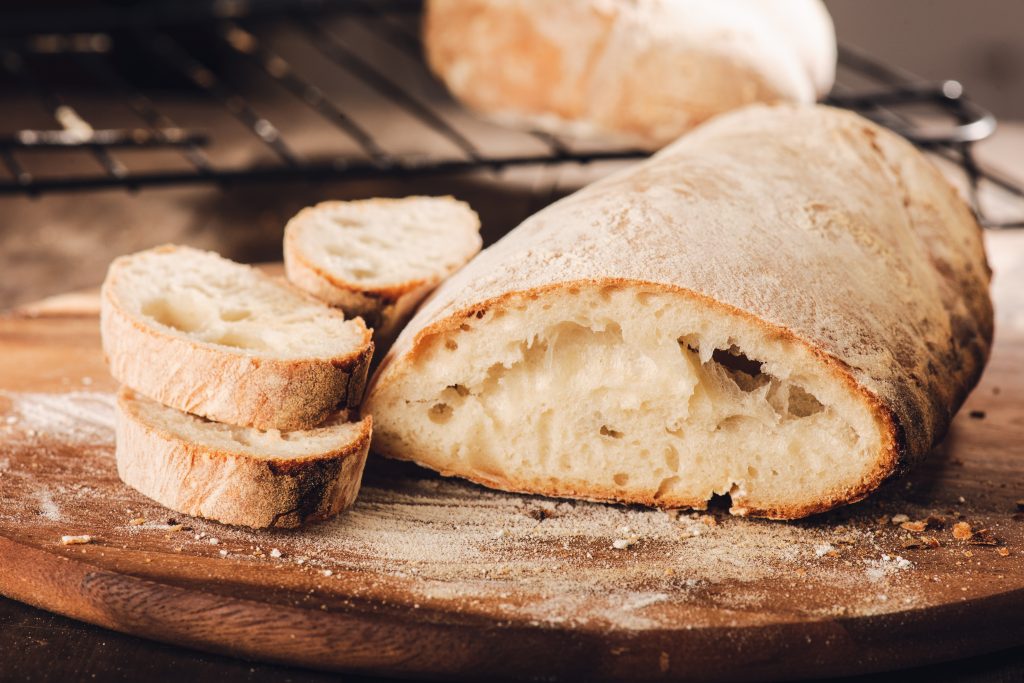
[{"left": 116, "top": 388, "right": 372, "bottom": 529}]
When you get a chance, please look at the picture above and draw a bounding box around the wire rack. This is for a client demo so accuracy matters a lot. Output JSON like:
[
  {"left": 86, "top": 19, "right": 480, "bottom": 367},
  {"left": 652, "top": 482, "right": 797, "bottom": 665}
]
[{"left": 0, "top": 0, "right": 1021, "bottom": 228}]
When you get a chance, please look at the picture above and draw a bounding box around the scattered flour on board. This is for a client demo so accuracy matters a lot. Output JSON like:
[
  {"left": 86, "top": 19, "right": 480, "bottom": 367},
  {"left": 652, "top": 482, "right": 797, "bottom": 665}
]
[
  {"left": 36, "top": 488, "right": 61, "bottom": 521},
  {"left": 0, "top": 388, "right": 977, "bottom": 631},
  {"left": 1, "top": 391, "right": 115, "bottom": 445}
]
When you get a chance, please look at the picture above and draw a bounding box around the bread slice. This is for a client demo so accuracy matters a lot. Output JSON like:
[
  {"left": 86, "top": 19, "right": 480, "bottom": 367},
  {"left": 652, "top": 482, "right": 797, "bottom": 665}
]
[
  {"left": 116, "top": 388, "right": 371, "bottom": 528},
  {"left": 101, "top": 245, "right": 373, "bottom": 431},
  {"left": 424, "top": 0, "right": 835, "bottom": 148},
  {"left": 283, "top": 196, "right": 482, "bottom": 341},
  {"left": 364, "top": 105, "right": 993, "bottom": 520}
]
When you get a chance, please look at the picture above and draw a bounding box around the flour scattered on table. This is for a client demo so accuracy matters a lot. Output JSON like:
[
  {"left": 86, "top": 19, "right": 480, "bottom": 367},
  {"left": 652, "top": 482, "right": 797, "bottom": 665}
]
[
  {"left": 864, "top": 554, "right": 914, "bottom": 580},
  {"left": 37, "top": 489, "right": 61, "bottom": 521},
  {"left": 1, "top": 391, "right": 115, "bottom": 445},
  {"left": 5, "top": 388, "right": 1020, "bottom": 632}
]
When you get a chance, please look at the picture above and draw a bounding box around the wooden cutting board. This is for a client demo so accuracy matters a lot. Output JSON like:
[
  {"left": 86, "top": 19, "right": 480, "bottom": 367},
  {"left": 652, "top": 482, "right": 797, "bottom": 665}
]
[{"left": 1, "top": 244, "right": 1023, "bottom": 683}]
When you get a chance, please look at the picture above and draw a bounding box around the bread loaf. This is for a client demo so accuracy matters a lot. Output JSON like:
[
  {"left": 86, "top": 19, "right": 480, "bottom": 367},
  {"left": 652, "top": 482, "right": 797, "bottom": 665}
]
[
  {"left": 101, "top": 245, "right": 373, "bottom": 431},
  {"left": 364, "top": 105, "right": 993, "bottom": 519},
  {"left": 116, "top": 388, "right": 371, "bottom": 528},
  {"left": 424, "top": 0, "right": 836, "bottom": 148},
  {"left": 284, "top": 196, "right": 481, "bottom": 342}
]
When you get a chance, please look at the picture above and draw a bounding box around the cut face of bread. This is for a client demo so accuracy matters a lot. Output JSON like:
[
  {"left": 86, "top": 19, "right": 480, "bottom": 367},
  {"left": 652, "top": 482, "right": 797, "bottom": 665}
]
[
  {"left": 367, "top": 286, "right": 886, "bottom": 517},
  {"left": 284, "top": 196, "right": 482, "bottom": 341},
  {"left": 116, "top": 388, "right": 371, "bottom": 528},
  {"left": 102, "top": 245, "right": 372, "bottom": 431},
  {"left": 365, "top": 105, "right": 993, "bottom": 519}
]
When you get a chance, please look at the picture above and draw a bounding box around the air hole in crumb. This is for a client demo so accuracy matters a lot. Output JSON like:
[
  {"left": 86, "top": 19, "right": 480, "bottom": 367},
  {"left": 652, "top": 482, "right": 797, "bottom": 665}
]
[
  {"left": 459, "top": 324, "right": 472, "bottom": 332},
  {"left": 600, "top": 425, "right": 624, "bottom": 439},
  {"left": 707, "top": 492, "right": 732, "bottom": 512},
  {"left": 428, "top": 403, "right": 453, "bottom": 424},
  {"left": 141, "top": 298, "right": 205, "bottom": 333},
  {"left": 715, "top": 415, "right": 751, "bottom": 432},
  {"left": 712, "top": 347, "right": 767, "bottom": 392},
  {"left": 447, "top": 384, "right": 470, "bottom": 397},
  {"left": 788, "top": 385, "right": 825, "bottom": 417},
  {"left": 677, "top": 335, "right": 700, "bottom": 355},
  {"left": 613, "top": 473, "right": 629, "bottom": 486},
  {"left": 219, "top": 308, "right": 251, "bottom": 322},
  {"left": 214, "top": 331, "right": 266, "bottom": 350},
  {"left": 654, "top": 476, "right": 680, "bottom": 499},
  {"left": 663, "top": 445, "right": 680, "bottom": 471},
  {"left": 746, "top": 466, "right": 758, "bottom": 478},
  {"left": 444, "top": 339, "right": 458, "bottom": 351}
]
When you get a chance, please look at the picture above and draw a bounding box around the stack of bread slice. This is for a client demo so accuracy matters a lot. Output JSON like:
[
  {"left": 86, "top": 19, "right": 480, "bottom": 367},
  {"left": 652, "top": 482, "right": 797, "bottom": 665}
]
[
  {"left": 102, "top": 196, "right": 482, "bottom": 528},
  {"left": 102, "top": 245, "right": 375, "bottom": 528}
]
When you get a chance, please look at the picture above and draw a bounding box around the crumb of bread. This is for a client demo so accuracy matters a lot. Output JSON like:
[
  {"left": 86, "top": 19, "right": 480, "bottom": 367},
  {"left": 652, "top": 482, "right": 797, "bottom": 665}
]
[
  {"left": 270, "top": 548, "right": 282, "bottom": 558},
  {"left": 61, "top": 535, "right": 93, "bottom": 545},
  {"left": 814, "top": 543, "right": 835, "bottom": 557},
  {"left": 952, "top": 522, "right": 973, "bottom": 541}
]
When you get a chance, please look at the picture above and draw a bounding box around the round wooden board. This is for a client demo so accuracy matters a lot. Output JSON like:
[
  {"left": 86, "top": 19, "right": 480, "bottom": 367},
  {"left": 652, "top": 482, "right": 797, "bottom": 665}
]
[{"left": 1, "top": 258, "right": 1023, "bottom": 682}]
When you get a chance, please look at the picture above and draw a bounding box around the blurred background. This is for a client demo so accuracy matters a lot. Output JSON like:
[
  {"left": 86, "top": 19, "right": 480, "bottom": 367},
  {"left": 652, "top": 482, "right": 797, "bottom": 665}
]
[
  {"left": 1, "top": 0, "right": 1023, "bottom": 310},
  {"left": 826, "top": 0, "right": 1024, "bottom": 119}
]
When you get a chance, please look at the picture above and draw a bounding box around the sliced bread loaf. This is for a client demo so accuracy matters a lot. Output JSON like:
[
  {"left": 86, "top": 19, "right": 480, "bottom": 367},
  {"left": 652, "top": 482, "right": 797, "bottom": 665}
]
[
  {"left": 101, "top": 245, "right": 373, "bottom": 431},
  {"left": 364, "top": 105, "right": 992, "bottom": 519},
  {"left": 283, "top": 196, "right": 482, "bottom": 341},
  {"left": 116, "top": 388, "right": 372, "bottom": 528}
]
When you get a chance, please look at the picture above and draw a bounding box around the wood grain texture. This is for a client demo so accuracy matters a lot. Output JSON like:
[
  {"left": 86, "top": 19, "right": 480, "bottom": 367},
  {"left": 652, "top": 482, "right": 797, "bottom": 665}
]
[{"left": 1, "top": 244, "right": 1023, "bottom": 682}]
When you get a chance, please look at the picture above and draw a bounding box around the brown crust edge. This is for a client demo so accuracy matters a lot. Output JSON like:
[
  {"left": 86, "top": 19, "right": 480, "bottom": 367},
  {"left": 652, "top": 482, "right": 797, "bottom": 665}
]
[
  {"left": 367, "top": 278, "right": 919, "bottom": 520},
  {"left": 100, "top": 255, "right": 374, "bottom": 432},
  {"left": 282, "top": 199, "right": 482, "bottom": 338},
  {"left": 116, "top": 388, "right": 372, "bottom": 529}
]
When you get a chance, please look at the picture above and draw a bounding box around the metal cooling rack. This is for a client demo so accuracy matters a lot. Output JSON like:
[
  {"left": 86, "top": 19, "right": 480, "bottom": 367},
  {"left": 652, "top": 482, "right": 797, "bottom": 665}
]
[{"left": 0, "top": 0, "right": 1021, "bottom": 228}]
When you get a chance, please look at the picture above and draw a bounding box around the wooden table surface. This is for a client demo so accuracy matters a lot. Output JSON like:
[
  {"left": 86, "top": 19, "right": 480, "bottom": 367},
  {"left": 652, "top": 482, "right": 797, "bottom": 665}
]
[{"left": 2, "top": 124, "right": 1023, "bottom": 680}]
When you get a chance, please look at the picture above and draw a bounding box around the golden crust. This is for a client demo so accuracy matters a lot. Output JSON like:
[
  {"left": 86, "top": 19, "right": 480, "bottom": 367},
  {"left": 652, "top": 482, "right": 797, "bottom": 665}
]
[
  {"left": 366, "top": 105, "right": 992, "bottom": 520},
  {"left": 101, "top": 259, "right": 373, "bottom": 432},
  {"left": 115, "top": 388, "right": 372, "bottom": 529},
  {"left": 282, "top": 197, "right": 482, "bottom": 342},
  {"left": 283, "top": 225, "right": 432, "bottom": 340}
]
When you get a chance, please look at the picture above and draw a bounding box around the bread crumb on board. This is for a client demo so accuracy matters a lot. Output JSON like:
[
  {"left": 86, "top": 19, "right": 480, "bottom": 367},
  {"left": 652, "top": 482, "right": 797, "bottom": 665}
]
[
  {"left": 60, "top": 535, "right": 93, "bottom": 545},
  {"left": 952, "top": 522, "right": 973, "bottom": 541}
]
